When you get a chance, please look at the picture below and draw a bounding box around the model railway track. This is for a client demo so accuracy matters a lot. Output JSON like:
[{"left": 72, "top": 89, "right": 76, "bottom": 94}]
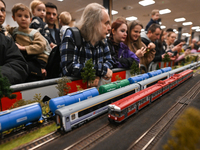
[
  {"left": 64, "top": 124, "right": 118, "bottom": 150},
  {"left": 14, "top": 131, "right": 61, "bottom": 150},
  {"left": 0, "top": 120, "right": 54, "bottom": 145},
  {"left": 127, "top": 80, "right": 200, "bottom": 150}
]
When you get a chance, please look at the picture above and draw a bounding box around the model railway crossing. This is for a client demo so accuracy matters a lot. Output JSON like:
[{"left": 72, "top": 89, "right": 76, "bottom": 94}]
[{"left": 127, "top": 80, "right": 200, "bottom": 150}]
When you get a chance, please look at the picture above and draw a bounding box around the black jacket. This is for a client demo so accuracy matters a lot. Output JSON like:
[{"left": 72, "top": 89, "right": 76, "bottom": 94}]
[{"left": 0, "top": 32, "right": 28, "bottom": 85}]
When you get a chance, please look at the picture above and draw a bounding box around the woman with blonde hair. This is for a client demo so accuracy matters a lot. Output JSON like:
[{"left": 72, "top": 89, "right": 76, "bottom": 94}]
[{"left": 125, "top": 20, "right": 156, "bottom": 68}]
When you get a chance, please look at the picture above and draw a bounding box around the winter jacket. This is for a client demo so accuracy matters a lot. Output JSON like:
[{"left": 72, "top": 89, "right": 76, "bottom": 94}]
[{"left": 0, "top": 32, "right": 28, "bottom": 85}]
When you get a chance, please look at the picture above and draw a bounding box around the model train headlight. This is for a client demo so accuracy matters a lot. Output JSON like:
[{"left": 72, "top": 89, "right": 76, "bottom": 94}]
[
  {"left": 108, "top": 115, "right": 110, "bottom": 118},
  {"left": 115, "top": 117, "right": 117, "bottom": 120}
]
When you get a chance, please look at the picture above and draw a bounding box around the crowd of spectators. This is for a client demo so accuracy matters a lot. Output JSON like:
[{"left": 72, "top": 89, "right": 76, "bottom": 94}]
[{"left": 0, "top": 0, "right": 197, "bottom": 86}]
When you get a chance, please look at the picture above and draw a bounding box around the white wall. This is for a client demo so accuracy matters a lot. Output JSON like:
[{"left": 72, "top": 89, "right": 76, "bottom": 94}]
[{"left": 3, "top": 11, "right": 18, "bottom": 27}]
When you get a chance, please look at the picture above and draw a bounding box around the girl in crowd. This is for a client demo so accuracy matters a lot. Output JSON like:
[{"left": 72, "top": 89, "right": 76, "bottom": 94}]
[
  {"left": 165, "top": 31, "right": 182, "bottom": 52},
  {"left": 125, "top": 20, "right": 156, "bottom": 69},
  {"left": 108, "top": 18, "right": 139, "bottom": 69}
]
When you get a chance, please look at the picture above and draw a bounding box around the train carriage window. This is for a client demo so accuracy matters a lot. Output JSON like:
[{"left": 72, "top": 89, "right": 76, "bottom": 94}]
[{"left": 71, "top": 114, "right": 76, "bottom": 120}]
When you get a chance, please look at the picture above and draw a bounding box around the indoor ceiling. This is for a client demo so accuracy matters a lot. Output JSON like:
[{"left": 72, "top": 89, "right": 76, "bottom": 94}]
[{"left": 5, "top": 0, "right": 200, "bottom": 39}]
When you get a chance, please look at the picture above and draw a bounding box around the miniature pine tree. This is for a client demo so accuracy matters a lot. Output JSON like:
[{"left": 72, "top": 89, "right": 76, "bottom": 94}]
[
  {"left": 185, "top": 56, "right": 190, "bottom": 63},
  {"left": 0, "top": 69, "right": 16, "bottom": 111},
  {"left": 56, "top": 76, "right": 71, "bottom": 96},
  {"left": 81, "top": 58, "right": 96, "bottom": 88},
  {"left": 162, "top": 52, "right": 171, "bottom": 62},
  {"left": 163, "top": 107, "right": 200, "bottom": 150},
  {"left": 181, "top": 61, "right": 184, "bottom": 66},
  {"left": 130, "top": 61, "right": 140, "bottom": 76}
]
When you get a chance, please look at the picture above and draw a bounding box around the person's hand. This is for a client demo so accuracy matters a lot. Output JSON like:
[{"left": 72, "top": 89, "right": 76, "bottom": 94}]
[
  {"left": 148, "top": 42, "right": 155, "bottom": 49},
  {"left": 15, "top": 43, "right": 26, "bottom": 51},
  {"left": 50, "top": 43, "right": 57, "bottom": 49},
  {"left": 104, "top": 68, "right": 113, "bottom": 80},
  {"left": 136, "top": 47, "right": 146, "bottom": 58},
  {"left": 184, "top": 49, "right": 191, "bottom": 55},
  {"left": 88, "top": 76, "right": 100, "bottom": 87},
  {"left": 172, "top": 42, "right": 183, "bottom": 52}
]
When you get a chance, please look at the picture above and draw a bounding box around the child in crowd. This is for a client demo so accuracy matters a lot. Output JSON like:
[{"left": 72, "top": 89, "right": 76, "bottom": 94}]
[
  {"left": 145, "top": 9, "right": 160, "bottom": 31},
  {"left": 59, "top": 11, "right": 72, "bottom": 40},
  {"left": 29, "top": 0, "right": 55, "bottom": 48},
  {"left": 10, "top": 3, "right": 48, "bottom": 82}
]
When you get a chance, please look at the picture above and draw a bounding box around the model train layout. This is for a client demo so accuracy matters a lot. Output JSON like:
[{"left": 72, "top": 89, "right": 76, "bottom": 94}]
[{"left": 0, "top": 62, "right": 199, "bottom": 135}]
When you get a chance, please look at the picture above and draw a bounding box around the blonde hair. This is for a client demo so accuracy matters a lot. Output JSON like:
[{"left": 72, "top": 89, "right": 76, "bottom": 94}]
[
  {"left": 151, "top": 9, "right": 159, "bottom": 15},
  {"left": 30, "top": 0, "right": 44, "bottom": 14},
  {"left": 76, "top": 3, "right": 105, "bottom": 43},
  {"left": 12, "top": 3, "right": 32, "bottom": 18},
  {"left": 59, "top": 11, "right": 72, "bottom": 25}
]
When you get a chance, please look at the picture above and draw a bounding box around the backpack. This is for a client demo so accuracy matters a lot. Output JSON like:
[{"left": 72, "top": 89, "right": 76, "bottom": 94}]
[
  {"left": 13, "top": 27, "right": 52, "bottom": 56},
  {"left": 45, "top": 27, "right": 83, "bottom": 79}
]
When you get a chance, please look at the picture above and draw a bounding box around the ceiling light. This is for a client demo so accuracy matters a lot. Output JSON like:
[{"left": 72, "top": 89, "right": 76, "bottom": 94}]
[
  {"left": 112, "top": 10, "right": 118, "bottom": 15},
  {"left": 57, "top": 0, "right": 63, "bottom": 1},
  {"left": 139, "top": 0, "right": 155, "bottom": 6},
  {"left": 182, "top": 33, "right": 191, "bottom": 37},
  {"left": 175, "top": 31, "right": 178, "bottom": 34},
  {"left": 159, "top": 9, "right": 171, "bottom": 15},
  {"left": 196, "top": 29, "right": 200, "bottom": 32},
  {"left": 160, "top": 25, "right": 166, "bottom": 29},
  {"left": 192, "top": 26, "right": 200, "bottom": 30},
  {"left": 126, "top": 16, "right": 137, "bottom": 21},
  {"left": 182, "top": 22, "right": 192, "bottom": 26},
  {"left": 174, "top": 17, "right": 185, "bottom": 22},
  {"left": 173, "top": 29, "right": 177, "bottom": 32}
]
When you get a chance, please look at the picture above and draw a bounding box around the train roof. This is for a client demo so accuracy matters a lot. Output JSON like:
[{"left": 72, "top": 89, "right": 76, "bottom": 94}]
[
  {"left": 55, "top": 83, "right": 140, "bottom": 116},
  {"left": 137, "top": 72, "right": 169, "bottom": 86}
]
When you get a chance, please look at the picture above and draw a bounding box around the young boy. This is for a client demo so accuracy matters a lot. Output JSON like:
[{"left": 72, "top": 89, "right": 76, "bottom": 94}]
[
  {"left": 145, "top": 9, "right": 160, "bottom": 31},
  {"left": 59, "top": 11, "right": 72, "bottom": 40},
  {"left": 29, "top": 0, "right": 55, "bottom": 48},
  {"left": 11, "top": 3, "right": 48, "bottom": 82}
]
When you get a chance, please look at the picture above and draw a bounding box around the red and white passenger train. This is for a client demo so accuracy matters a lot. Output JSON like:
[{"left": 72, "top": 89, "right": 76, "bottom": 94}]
[{"left": 108, "top": 69, "right": 193, "bottom": 123}]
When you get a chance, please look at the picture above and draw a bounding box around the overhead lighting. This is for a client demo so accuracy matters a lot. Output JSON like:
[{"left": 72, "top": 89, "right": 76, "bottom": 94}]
[
  {"left": 159, "top": 22, "right": 162, "bottom": 25},
  {"left": 175, "top": 31, "right": 178, "bottom": 34},
  {"left": 182, "top": 33, "right": 191, "bottom": 37},
  {"left": 173, "top": 29, "right": 177, "bottom": 32},
  {"left": 192, "top": 26, "right": 200, "bottom": 30},
  {"left": 196, "top": 29, "right": 200, "bottom": 32},
  {"left": 160, "top": 25, "right": 166, "bottom": 29},
  {"left": 57, "top": 0, "right": 63, "bottom": 1},
  {"left": 174, "top": 17, "right": 185, "bottom": 22},
  {"left": 126, "top": 16, "right": 137, "bottom": 21},
  {"left": 112, "top": 10, "right": 118, "bottom": 15},
  {"left": 182, "top": 22, "right": 192, "bottom": 26},
  {"left": 159, "top": 9, "right": 171, "bottom": 15},
  {"left": 139, "top": 0, "right": 155, "bottom": 6}
]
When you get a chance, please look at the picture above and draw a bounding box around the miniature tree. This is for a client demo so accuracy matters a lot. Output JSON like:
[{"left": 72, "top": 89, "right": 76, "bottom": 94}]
[
  {"left": 162, "top": 52, "right": 171, "bottom": 62},
  {"left": 81, "top": 58, "right": 96, "bottom": 88},
  {"left": 185, "top": 56, "right": 190, "bottom": 63},
  {"left": 0, "top": 70, "right": 16, "bottom": 111},
  {"left": 130, "top": 61, "right": 140, "bottom": 76},
  {"left": 163, "top": 107, "right": 200, "bottom": 150},
  {"left": 56, "top": 76, "right": 71, "bottom": 96}
]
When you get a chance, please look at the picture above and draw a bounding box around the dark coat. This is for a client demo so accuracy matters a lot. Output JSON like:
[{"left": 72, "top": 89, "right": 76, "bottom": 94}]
[{"left": 0, "top": 32, "right": 28, "bottom": 85}]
